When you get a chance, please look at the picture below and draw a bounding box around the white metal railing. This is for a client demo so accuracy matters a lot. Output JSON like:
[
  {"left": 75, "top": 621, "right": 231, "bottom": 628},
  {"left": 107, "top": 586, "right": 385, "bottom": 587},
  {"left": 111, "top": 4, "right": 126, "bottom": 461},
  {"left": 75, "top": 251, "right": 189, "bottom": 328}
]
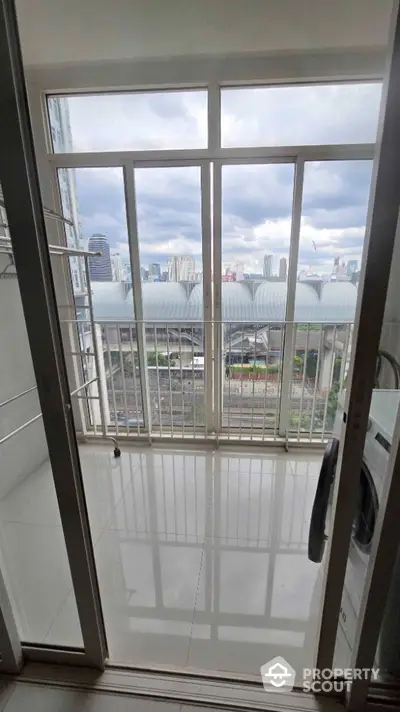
[{"left": 67, "top": 318, "right": 352, "bottom": 444}]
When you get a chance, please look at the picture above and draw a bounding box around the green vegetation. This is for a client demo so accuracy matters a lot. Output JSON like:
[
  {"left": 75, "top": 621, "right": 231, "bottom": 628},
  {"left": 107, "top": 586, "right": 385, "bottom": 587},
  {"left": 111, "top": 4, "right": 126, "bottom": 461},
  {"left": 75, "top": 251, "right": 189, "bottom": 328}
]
[
  {"left": 147, "top": 351, "right": 170, "bottom": 366},
  {"left": 229, "top": 362, "right": 280, "bottom": 375}
]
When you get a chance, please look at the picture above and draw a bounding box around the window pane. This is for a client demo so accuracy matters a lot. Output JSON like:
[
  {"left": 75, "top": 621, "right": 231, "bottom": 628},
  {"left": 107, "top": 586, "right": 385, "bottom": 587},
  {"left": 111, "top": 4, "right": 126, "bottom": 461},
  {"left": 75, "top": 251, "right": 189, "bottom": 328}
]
[
  {"left": 221, "top": 83, "right": 381, "bottom": 147},
  {"left": 0, "top": 217, "right": 82, "bottom": 646},
  {"left": 48, "top": 92, "right": 207, "bottom": 152},
  {"left": 221, "top": 163, "right": 294, "bottom": 433},
  {"left": 289, "top": 159, "right": 373, "bottom": 437},
  {"left": 134, "top": 166, "right": 204, "bottom": 433},
  {"left": 58, "top": 167, "right": 144, "bottom": 433}
]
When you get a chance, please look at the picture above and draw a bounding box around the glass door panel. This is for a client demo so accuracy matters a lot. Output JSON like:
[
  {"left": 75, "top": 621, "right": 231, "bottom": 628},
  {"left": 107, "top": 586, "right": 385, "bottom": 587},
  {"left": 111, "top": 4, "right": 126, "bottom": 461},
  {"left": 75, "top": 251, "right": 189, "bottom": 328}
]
[
  {"left": 134, "top": 165, "right": 205, "bottom": 435},
  {"left": 290, "top": 160, "right": 374, "bottom": 440},
  {"left": 0, "top": 231, "right": 82, "bottom": 647},
  {"left": 220, "top": 163, "right": 295, "bottom": 435}
]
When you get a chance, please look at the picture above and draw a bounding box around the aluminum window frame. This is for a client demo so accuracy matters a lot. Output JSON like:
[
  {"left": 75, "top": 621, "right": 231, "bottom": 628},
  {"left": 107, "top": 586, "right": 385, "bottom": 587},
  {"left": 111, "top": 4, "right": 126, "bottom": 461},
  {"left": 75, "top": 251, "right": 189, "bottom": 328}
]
[{"left": 18, "top": 39, "right": 400, "bottom": 708}]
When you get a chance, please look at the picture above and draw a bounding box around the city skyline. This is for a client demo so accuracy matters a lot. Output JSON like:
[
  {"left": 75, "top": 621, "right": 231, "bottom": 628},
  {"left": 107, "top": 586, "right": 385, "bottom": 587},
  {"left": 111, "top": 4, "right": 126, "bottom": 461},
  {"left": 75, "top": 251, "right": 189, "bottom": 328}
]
[{"left": 52, "top": 83, "right": 380, "bottom": 281}]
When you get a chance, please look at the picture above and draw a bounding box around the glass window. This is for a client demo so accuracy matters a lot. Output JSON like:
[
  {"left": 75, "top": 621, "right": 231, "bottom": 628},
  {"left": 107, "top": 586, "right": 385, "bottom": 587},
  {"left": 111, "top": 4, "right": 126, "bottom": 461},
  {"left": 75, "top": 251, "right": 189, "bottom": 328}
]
[
  {"left": 48, "top": 91, "right": 207, "bottom": 152},
  {"left": 221, "top": 82, "right": 381, "bottom": 147},
  {"left": 0, "top": 237, "right": 82, "bottom": 646}
]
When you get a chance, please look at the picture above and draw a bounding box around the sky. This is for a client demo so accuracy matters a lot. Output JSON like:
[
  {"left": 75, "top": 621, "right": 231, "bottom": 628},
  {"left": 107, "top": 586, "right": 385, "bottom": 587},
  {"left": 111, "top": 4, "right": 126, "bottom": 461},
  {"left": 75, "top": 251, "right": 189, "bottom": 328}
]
[{"left": 52, "top": 82, "right": 381, "bottom": 275}]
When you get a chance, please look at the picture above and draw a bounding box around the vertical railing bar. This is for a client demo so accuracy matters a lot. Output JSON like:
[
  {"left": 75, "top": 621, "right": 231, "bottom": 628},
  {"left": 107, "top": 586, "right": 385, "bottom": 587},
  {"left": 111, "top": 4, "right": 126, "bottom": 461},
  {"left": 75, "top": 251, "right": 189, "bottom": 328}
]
[
  {"left": 166, "top": 326, "right": 174, "bottom": 437},
  {"left": 274, "top": 323, "right": 284, "bottom": 440},
  {"left": 104, "top": 325, "right": 118, "bottom": 437},
  {"left": 123, "top": 166, "right": 151, "bottom": 438},
  {"left": 129, "top": 326, "right": 141, "bottom": 435},
  {"left": 116, "top": 322, "right": 129, "bottom": 436},
  {"left": 213, "top": 162, "right": 222, "bottom": 436},
  {"left": 84, "top": 256, "right": 107, "bottom": 438},
  {"left": 239, "top": 324, "right": 245, "bottom": 441},
  {"left": 297, "top": 323, "right": 310, "bottom": 441},
  {"left": 309, "top": 324, "right": 324, "bottom": 441},
  {"left": 262, "top": 325, "right": 270, "bottom": 441},
  {"left": 279, "top": 159, "right": 305, "bottom": 437},
  {"left": 153, "top": 324, "right": 163, "bottom": 436},
  {"left": 250, "top": 326, "right": 257, "bottom": 440},
  {"left": 178, "top": 326, "right": 185, "bottom": 436},
  {"left": 227, "top": 330, "right": 232, "bottom": 439},
  {"left": 339, "top": 324, "right": 351, "bottom": 395},
  {"left": 321, "top": 324, "right": 337, "bottom": 441},
  {"left": 191, "top": 325, "right": 196, "bottom": 437},
  {"left": 201, "top": 163, "right": 213, "bottom": 436}
]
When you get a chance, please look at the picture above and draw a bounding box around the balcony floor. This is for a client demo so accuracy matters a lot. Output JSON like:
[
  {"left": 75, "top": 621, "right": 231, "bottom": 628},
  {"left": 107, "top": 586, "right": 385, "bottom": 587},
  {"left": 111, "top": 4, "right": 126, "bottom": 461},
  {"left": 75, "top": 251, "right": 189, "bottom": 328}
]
[{"left": 0, "top": 443, "right": 324, "bottom": 680}]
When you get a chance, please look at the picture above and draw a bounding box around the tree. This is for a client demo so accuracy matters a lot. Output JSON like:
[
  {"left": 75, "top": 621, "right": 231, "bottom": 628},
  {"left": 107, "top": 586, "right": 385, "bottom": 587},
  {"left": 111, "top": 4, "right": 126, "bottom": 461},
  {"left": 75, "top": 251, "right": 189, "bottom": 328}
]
[{"left": 147, "top": 351, "right": 169, "bottom": 367}]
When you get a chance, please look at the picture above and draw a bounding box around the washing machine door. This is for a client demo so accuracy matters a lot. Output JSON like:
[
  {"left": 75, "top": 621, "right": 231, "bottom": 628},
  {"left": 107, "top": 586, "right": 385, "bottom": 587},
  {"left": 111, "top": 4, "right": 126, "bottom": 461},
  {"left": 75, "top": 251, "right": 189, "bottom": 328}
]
[{"left": 308, "top": 438, "right": 339, "bottom": 563}]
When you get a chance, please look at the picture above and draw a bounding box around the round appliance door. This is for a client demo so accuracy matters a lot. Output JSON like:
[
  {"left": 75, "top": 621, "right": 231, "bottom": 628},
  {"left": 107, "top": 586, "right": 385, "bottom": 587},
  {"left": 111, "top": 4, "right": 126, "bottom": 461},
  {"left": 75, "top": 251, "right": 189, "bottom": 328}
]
[
  {"left": 352, "top": 460, "right": 378, "bottom": 554},
  {"left": 308, "top": 438, "right": 339, "bottom": 563}
]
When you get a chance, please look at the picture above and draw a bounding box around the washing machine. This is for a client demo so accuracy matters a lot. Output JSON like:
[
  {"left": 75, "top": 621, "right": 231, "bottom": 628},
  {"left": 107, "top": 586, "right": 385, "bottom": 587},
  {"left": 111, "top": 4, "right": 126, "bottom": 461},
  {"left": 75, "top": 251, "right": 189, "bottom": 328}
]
[{"left": 308, "top": 389, "right": 400, "bottom": 674}]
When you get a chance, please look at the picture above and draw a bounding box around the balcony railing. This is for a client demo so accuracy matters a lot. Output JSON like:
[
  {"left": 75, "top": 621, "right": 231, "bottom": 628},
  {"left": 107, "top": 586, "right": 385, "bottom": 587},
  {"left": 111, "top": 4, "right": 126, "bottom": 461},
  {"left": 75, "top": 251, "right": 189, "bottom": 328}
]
[{"left": 68, "top": 318, "right": 352, "bottom": 445}]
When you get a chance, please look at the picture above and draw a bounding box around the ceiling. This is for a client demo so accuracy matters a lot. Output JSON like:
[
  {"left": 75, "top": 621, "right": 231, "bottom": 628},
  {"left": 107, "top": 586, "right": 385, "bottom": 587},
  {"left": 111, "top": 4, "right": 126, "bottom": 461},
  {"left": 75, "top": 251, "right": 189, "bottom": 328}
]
[{"left": 16, "top": 0, "right": 393, "bottom": 67}]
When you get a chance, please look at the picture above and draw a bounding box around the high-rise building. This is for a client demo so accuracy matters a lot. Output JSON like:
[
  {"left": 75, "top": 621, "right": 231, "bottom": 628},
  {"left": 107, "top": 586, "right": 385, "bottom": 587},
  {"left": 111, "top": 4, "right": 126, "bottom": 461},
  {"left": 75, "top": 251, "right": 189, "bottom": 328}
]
[
  {"left": 148, "top": 263, "right": 161, "bottom": 280},
  {"left": 279, "top": 257, "right": 287, "bottom": 281},
  {"left": 47, "top": 98, "right": 85, "bottom": 293},
  {"left": 88, "top": 234, "right": 113, "bottom": 281},
  {"left": 347, "top": 259, "right": 358, "bottom": 276},
  {"left": 111, "top": 252, "right": 124, "bottom": 281},
  {"left": 168, "top": 255, "right": 196, "bottom": 281},
  {"left": 263, "top": 254, "right": 273, "bottom": 278}
]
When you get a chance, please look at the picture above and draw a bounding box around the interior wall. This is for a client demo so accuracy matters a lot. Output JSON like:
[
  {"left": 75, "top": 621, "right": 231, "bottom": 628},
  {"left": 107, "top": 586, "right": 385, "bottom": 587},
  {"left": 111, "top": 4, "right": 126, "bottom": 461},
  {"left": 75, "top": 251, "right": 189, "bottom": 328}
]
[
  {"left": 379, "top": 212, "right": 400, "bottom": 389},
  {"left": 15, "top": 0, "right": 393, "bottom": 67},
  {"left": 0, "top": 255, "right": 48, "bottom": 500}
]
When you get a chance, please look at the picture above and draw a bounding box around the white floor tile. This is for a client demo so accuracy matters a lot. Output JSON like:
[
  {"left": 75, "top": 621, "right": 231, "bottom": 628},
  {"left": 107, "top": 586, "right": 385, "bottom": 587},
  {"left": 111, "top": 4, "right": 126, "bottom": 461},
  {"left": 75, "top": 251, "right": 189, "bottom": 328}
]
[
  {"left": 3, "top": 684, "right": 90, "bottom": 712},
  {"left": 93, "top": 528, "right": 203, "bottom": 667},
  {"left": 0, "top": 521, "right": 79, "bottom": 643},
  {"left": 0, "top": 443, "right": 324, "bottom": 677}
]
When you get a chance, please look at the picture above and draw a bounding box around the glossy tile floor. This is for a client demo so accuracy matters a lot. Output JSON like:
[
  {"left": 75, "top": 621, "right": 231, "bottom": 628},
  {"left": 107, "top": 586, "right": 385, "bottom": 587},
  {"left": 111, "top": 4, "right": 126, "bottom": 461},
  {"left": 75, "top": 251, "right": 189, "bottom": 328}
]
[
  {"left": 0, "top": 444, "right": 323, "bottom": 680},
  {"left": 0, "top": 681, "right": 203, "bottom": 712}
]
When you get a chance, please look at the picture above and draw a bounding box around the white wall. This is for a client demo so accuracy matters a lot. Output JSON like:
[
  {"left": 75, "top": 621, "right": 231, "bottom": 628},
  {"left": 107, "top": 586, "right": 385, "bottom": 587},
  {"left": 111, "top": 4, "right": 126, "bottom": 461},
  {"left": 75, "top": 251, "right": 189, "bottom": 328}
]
[
  {"left": 379, "top": 213, "right": 400, "bottom": 388},
  {"left": 15, "top": 0, "right": 393, "bottom": 67},
  {"left": 0, "top": 255, "right": 48, "bottom": 500}
]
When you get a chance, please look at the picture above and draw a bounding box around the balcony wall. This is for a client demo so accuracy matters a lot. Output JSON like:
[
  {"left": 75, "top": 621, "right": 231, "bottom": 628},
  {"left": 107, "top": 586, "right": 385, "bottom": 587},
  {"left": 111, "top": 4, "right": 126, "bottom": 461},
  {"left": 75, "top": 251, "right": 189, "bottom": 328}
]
[{"left": 0, "top": 254, "right": 47, "bottom": 498}]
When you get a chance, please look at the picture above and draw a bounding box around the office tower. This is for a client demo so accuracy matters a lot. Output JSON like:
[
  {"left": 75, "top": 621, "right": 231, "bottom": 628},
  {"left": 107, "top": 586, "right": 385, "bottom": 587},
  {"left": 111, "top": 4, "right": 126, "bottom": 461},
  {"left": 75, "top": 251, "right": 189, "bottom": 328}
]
[
  {"left": 88, "top": 234, "right": 113, "bottom": 281},
  {"left": 279, "top": 257, "right": 287, "bottom": 281},
  {"left": 347, "top": 259, "right": 358, "bottom": 276},
  {"left": 263, "top": 254, "right": 273, "bottom": 278},
  {"left": 148, "top": 263, "right": 161, "bottom": 280},
  {"left": 111, "top": 252, "right": 124, "bottom": 281},
  {"left": 168, "top": 255, "right": 196, "bottom": 281}
]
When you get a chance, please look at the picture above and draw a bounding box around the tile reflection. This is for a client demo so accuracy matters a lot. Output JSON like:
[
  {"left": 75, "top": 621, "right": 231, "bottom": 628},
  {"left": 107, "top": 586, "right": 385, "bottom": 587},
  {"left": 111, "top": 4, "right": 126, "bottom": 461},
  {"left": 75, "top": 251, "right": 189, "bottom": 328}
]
[{"left": 90, "top": 447, "right": 322, "bottom": 674}]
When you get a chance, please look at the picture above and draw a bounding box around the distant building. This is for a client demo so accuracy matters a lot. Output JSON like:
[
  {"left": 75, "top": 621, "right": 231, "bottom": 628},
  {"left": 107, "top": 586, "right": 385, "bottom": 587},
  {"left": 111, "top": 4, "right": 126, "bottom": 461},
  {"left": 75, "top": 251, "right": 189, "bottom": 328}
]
[
  {"left": 263, "top": 254, "right": 273, "bottom": 278},
  {"left": 347, "top": 259, "right": 358, "bottom": 276},
  {"left": 168, "top": 255, "right": 196, "bottom": 281},
  {"left": 149, "top": 263, "right": 161, "bottom": 280},
  {"left": 279, "top": 257, "right": 287, "bottom": 281},
  {"left": 88, "top": 234, "right": 113, "bottom": 281},
  {"left": 111, "top": 252, "right": 124, "bottom": 281}
]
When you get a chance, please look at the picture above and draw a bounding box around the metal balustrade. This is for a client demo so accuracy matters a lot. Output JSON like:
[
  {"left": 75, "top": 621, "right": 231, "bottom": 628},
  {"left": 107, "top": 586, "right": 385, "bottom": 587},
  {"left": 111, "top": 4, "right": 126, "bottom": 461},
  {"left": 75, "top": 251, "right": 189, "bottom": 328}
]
[{"left": 67, "top": 317, "right": 351, "bottom": 444}]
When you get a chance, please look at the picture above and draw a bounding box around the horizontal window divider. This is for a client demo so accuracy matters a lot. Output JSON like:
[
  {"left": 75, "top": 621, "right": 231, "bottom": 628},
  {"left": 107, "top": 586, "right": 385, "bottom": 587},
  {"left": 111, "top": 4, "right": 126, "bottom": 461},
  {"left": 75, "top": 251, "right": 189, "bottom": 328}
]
[{"left": 47, "top": 143, "right": 375, "bottom": 167}]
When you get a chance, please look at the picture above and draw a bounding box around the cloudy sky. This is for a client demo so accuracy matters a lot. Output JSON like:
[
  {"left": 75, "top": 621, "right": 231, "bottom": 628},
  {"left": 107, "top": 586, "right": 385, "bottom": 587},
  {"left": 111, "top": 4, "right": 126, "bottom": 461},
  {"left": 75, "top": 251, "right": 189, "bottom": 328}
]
[{"left": 53, "top": 82, "right": 381, "bottom": 275}]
